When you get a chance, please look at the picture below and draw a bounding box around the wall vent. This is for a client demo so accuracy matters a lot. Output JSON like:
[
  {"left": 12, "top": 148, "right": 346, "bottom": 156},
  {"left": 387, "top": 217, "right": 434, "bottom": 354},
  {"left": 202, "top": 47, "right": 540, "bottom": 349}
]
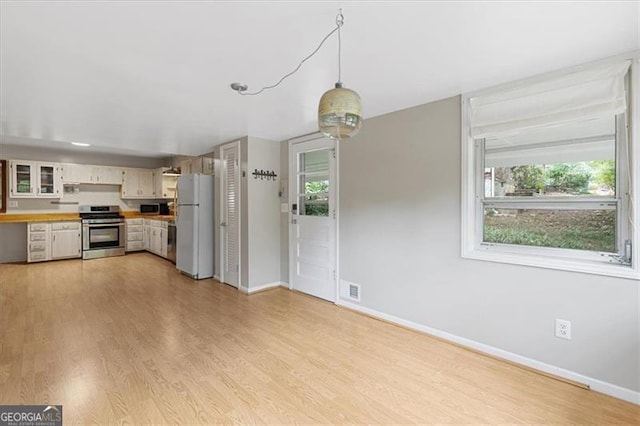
[
  {"left": 340, "top": 279, "right": 361, "bottom": 303},
  {"left": 348, "top": 283, "right": 361, "bottom": 302}
]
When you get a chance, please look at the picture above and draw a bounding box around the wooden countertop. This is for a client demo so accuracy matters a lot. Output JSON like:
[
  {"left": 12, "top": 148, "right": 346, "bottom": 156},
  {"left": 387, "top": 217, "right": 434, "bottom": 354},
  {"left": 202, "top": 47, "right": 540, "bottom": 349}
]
[
  {"left": 0, "top": 212, "right": 175, "bottom": 223},
  {"left": 123, "top": 213, "right": 175, "bottom": 222},
  {"left": 0, "top": 213, "right": 81, "bottom": 223}
]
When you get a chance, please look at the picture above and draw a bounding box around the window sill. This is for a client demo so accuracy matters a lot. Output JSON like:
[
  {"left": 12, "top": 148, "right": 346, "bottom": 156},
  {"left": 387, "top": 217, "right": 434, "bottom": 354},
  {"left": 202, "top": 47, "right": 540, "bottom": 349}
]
[{"left": 462, "top": 247, "right": 639, "bottom": 280}]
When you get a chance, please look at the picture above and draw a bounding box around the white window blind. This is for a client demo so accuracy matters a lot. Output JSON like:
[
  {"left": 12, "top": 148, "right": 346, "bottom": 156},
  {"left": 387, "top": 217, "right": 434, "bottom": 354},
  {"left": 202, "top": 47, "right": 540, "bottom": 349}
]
[
  {"left": 484, "top": 116, "right": 616, "bottom": 167},
  {"left": 469, "top": 60, "right": 631, "bottom": 139}
]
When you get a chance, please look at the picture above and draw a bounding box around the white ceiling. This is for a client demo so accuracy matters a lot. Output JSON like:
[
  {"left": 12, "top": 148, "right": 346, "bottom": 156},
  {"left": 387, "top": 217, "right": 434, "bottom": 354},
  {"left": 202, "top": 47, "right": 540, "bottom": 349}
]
[{"left": 1, "top": 1, "right": 638, "bottom": 157}]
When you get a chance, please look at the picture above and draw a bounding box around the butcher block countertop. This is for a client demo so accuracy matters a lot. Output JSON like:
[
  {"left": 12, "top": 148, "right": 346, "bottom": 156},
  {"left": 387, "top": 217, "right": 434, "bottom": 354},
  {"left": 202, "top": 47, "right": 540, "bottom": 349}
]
[
  {"left": 123, "top": 212, "right": 175, "bottom": 222},
  {"left": 0, "top": 212, "right": 175, "bottom": 223},
  {"left": 0, "top": 213, "right": 81, "bottom": 223}
]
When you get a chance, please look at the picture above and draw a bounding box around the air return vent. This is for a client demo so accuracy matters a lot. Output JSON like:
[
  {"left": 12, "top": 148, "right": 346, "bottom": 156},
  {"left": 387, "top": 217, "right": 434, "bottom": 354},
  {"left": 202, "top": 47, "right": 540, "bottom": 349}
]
[
  {"left": 349, "top": 283, "right": 360, "bottom": 301},
  {"left": 340, "top": 280, "right": 361, "bottom": 303}
]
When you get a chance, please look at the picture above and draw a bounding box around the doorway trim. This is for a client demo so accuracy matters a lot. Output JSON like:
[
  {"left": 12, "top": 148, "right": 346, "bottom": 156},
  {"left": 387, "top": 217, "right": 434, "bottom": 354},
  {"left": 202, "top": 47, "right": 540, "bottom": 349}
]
[{"left": 288, "top": 132, "right": 339, "bottom": 303}]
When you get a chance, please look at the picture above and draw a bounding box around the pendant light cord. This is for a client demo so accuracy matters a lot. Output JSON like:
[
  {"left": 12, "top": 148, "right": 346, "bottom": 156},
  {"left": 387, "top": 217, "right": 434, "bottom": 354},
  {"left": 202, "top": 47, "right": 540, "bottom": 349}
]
[
  {"left": 337, "top": 10, "right": 342, "bottom": 84},
  {"left": 238, "top": 10, "right": 345, "bottom": 96}
]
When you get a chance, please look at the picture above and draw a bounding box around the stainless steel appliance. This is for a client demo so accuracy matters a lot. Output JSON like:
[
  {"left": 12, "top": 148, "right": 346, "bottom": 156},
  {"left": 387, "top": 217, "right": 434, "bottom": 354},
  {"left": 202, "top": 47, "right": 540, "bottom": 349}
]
[
  {"left": 80, "top": 205, "right": 125, "bottom": 259},
  {"left": 167, "top": 220, "right": 176, "bottom": 264}
]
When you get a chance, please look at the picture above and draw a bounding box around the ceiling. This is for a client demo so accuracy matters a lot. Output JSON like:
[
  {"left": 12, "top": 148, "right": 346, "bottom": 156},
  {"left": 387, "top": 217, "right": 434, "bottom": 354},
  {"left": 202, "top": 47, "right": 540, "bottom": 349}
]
[{"left": 1, "top": 1, "right": 638, "bottom": 157}]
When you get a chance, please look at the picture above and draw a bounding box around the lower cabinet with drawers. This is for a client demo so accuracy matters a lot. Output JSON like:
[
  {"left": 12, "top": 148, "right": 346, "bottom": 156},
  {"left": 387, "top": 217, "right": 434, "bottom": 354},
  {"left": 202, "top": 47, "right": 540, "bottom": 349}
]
[
  {"left": 125, "top": 218, "right": 144, "bottom": 252},
  {"left": 27, "top": 221, "right": 81, "bottom": 263},
  {"left": 125, "top": 218, "right": 169, "bottom": 259}
]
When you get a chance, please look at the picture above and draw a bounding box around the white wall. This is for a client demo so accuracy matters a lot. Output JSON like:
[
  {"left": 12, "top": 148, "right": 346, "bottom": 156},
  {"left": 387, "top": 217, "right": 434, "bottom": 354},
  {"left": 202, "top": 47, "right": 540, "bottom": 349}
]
[{"left": 336, "top": 95, "right": 639, "bottom": 393}]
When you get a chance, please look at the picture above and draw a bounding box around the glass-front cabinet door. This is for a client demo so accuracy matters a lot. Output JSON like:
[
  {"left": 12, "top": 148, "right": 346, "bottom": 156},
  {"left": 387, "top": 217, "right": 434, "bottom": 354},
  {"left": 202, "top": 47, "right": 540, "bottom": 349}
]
[
  {"left": 10, "top": 160, "right": 61, "bottom": 198},
  {"left": 10, "top": 160, "right": 36, "bottom": 197},
  {"left": 37, "top": 163, "right": 61, "bottom": 196}
]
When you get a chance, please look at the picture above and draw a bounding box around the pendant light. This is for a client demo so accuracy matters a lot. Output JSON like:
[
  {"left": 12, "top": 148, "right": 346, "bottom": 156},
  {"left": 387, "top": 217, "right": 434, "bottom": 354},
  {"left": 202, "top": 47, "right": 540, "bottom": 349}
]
[
  {"left": 230, "top": 10, "right": 362, "bottom": 139},
  {"left": 318, "top": 12, "right": 362, "bottom": 139}
]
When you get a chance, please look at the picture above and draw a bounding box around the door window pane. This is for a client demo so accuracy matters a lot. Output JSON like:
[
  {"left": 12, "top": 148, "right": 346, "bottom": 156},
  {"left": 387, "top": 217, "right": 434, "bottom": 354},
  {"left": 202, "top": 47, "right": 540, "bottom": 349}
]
[{"left": 298, "top": 150, "right": 330, "bottom": 216}]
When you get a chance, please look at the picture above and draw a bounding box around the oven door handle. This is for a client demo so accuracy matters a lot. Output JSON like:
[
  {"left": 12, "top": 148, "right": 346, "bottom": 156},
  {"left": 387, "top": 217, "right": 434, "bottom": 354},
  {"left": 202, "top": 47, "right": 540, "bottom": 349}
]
[
  {"left": 84, "top": 223, "right": 125, "bottom": 228},
  {"left": 83, "top": 226, "right": 89, "bottom": 250}
]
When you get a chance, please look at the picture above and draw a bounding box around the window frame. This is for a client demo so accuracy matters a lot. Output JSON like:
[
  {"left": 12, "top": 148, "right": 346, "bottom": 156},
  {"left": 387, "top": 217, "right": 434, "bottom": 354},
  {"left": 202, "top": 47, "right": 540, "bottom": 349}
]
[{"left": 461, "top": 53, "right": 640, "bottom": 279}]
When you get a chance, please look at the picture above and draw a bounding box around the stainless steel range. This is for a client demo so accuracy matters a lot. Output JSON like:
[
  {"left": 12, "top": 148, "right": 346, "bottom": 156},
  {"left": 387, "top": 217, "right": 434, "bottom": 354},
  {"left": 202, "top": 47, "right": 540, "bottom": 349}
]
[{"left": 80, "top": 205, "right": 125, "bottom": 259}]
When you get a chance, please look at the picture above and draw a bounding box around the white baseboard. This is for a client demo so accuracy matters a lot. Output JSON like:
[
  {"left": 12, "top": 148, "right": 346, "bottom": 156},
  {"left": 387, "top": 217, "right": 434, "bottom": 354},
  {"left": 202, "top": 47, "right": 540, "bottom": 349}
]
[
  {"left": 241, "top": 281, "right": 288, "bottom": 295},
  {"left": 337, "top": 299, "right": 640, "bottom": 405},
  {"left": 213, "top": 275, "right": 221, "bottom": 282}
]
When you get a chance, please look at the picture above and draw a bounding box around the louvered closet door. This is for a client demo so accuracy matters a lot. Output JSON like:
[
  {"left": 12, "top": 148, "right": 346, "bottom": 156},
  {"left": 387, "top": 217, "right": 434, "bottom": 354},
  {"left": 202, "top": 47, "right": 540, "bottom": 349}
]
[{"left": 221, "top": 143, "right": 240, "bottom": 287}]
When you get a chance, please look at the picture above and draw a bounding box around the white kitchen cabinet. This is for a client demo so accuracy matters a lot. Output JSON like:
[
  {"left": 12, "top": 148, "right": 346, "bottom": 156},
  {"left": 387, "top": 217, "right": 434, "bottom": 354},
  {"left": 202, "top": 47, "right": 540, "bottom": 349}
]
[
  {"left": 121, "top": 168, "right": 155, "bottom": 199},
  {"left": 10, "top": 160, "right": 62, "bottom": 198},
  {"left": 88, "top": 166, "right": 123, "bottom": 184},
  {"left": 61, "top": 164, "right": 122, "bottom": 185},
  {"left": 155, "top": 168, "right": 178, "bottom": 199},
  {"left": 50, "top": 222, "right": 81, "bottom": 259},
  {"left": 27, "top": 222, "right": 50, "bottom": 262},
  {"left": 143, "top": 220, "right": 150, "bottom": 250},
  {"left": 146, "top": 219, "right": 168, "bottom": 258},
  {"left": 180, "top": 157, "right": 214, "bottom": 175},
  {"left": 126, "top": 218, "right": 144, "bottom": 252},
  {"left": 60, "top": 163, "right": 90, "bottom": 184}
]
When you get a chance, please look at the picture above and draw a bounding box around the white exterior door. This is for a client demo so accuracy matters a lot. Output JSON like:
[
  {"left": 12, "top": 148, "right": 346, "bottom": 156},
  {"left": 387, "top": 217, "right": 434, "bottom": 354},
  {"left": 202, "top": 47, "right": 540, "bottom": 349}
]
[
  {"left": 220, "top": 142, "right": 240, "bottom": 288},
  {"left": 289, "top": 136, "right": 337, "bottom": 302}
]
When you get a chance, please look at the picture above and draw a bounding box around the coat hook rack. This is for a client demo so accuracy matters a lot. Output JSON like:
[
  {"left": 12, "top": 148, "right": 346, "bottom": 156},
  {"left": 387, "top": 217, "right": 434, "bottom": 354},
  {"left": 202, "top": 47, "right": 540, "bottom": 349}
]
[{"left": 252, "top": 169, "right": 277, "bottom": 181}]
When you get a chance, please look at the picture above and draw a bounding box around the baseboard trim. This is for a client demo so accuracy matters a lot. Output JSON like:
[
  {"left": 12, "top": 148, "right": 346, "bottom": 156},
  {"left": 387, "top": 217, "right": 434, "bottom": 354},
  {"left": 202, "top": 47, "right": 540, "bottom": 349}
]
[
  {"left": 336, "top": 299, "right": 640, "bottom": 405},
  {"left": 241, "top": 282, "right": 289, "bottom": 295}
]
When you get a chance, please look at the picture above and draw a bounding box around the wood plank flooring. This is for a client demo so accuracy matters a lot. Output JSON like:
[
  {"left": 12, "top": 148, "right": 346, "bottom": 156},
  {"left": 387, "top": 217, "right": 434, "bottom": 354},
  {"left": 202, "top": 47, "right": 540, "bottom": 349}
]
[{"left": 1, "top": 253, "right": 639, "bottom": 424}]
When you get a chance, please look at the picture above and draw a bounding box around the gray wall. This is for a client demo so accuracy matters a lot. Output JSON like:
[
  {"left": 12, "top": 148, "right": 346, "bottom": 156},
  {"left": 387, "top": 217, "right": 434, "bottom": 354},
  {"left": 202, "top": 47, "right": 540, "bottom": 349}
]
[
  {"left": 0, "top": 223, "right": 27, "bottom": 263},
  {"left": 214, "top": 136, "right": 281, "bottom": 289},
  {"left": 336, "top": 95, "right": 639, "bottom": 392},
  {"left": 246, "top": 136, "right": 281, "bottom": 288}
]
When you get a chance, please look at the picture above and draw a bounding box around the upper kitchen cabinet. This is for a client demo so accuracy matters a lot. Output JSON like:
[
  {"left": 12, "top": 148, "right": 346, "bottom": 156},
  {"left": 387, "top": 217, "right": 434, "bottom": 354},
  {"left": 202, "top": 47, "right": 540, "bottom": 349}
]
[
  {"left": 61, "top": 164, "right": 123, "bottom": 185},
  {"left": 9, "top": 160, "right": 62, "bottom": 198},
  {"left": 121, "top": 168, "right": 155, "bottom": 199},
  {"left": 88, "top": 166, "right": 122, "bottom": 184},
  {"left": 155, "top": 168, "right": 178, "bottom": 199},
  {"left": 180, "top": 156, "right": 214, "bottom": 175}
]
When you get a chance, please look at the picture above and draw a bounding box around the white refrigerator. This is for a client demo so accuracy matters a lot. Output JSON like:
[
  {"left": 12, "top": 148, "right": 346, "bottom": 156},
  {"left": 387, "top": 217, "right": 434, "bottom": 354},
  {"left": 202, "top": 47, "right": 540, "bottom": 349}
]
[{"left": 176, "top": 174, "right": 214, "bottom": 279}]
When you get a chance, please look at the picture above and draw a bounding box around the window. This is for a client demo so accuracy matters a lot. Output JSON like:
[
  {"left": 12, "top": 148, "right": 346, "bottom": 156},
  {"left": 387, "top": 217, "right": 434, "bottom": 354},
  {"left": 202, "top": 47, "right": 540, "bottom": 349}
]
[
  {"left": 462, "top": 56, "right": 639, "bottom": 278},
  {"left": 298, "top": 150, "right": 331, "bottom": 217}
]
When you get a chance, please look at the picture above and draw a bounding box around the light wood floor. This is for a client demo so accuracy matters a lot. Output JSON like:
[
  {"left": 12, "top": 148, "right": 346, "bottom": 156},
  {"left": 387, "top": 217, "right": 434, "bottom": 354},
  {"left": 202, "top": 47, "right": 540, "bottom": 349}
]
[{"left": 1, "top": 253, "right": 638, "bottom": 424}]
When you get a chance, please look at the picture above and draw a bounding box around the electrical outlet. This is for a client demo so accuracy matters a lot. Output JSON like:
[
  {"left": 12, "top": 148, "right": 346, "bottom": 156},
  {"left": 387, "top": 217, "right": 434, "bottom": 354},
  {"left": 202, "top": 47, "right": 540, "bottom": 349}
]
[
  {"left": 555, "top": 319, "right": 571, "bottom": 340},
  {"left": 8, "top": 201, "right": 18, "bottom": 208}
]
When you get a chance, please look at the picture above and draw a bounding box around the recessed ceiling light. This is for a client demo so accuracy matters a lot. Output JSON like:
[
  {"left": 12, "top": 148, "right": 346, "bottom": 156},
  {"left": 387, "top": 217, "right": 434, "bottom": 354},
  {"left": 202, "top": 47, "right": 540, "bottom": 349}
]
[{"left": 71, "top": 142, "right": 90, "bottom": 147}]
